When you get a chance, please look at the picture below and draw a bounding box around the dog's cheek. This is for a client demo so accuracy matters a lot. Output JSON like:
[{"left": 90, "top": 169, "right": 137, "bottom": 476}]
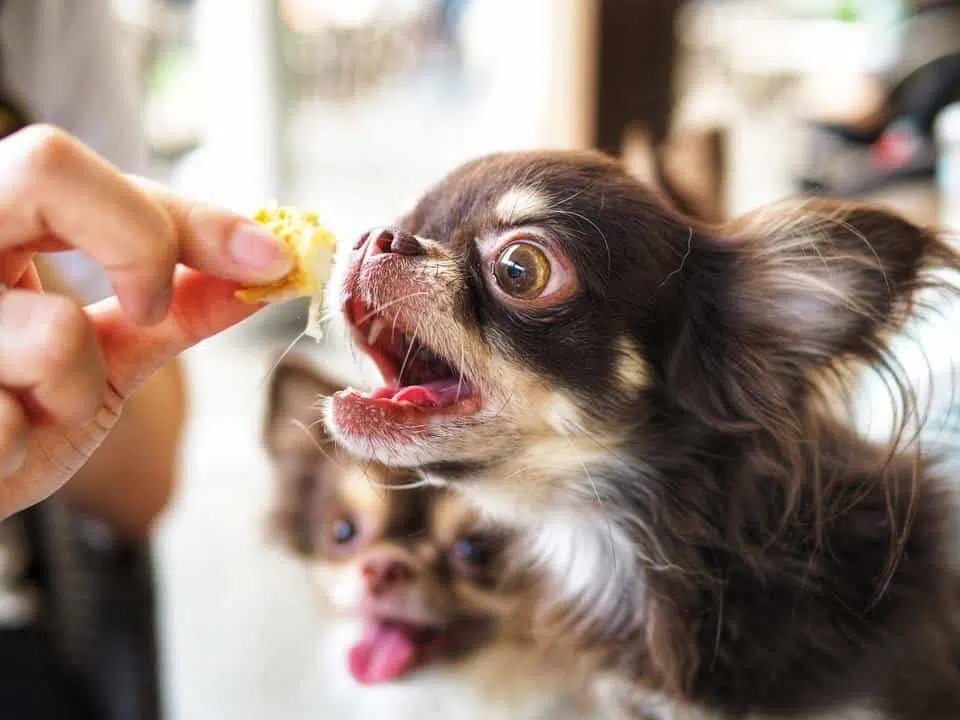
[
  {"left": 499, "top": 332, "right": 627, "bottom": 421},
  {"left": 450, "top": 579, "right": 517, "bottom": 619}
]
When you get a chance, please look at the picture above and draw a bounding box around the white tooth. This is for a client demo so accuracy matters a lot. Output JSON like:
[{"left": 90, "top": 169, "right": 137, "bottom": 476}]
[{"left": 367, "top": 317, "right": 386, "bottom": 345}]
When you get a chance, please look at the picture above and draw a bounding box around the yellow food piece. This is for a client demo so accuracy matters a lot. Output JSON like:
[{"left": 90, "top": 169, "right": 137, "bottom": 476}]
[{"left": 235, "top": 206, "right": 337, "bottom": 304}]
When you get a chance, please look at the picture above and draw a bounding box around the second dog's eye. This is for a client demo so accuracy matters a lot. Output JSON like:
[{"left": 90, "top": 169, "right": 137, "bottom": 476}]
[
  {"left": 331, "top": 517, "right": 357, "bottom": 545},
  {"left": 452, "top": 536, "right": 493, "bottom": 568},
  {"left": 493, "top": 242, "right": 550, "bottom": 299}
]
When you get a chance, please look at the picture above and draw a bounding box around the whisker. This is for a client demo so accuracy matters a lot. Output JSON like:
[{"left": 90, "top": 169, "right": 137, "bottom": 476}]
[
  {"left": 456, "top": 335, "right": 466, "bottom": 402},
  {"left": 659, "top": 226, "right": 693, "bottom": 288},
  {"left": 309, "top": 392, "right": 332, "bottom": 409},
  {"left": 356, "top": 457, "right": 432, "bottom": 493},
  {"left": 289, "top": 419, "right": 343, "bottom": 470},
  {"left": 357, "top": 461, "right": 390, "bottom": 502},
  {"left": 367, "top": 476, "right": 433, "bottom": 491},
  {"left": 258, "top": 328, "right": 309, "bottom": 389},
  {"left": 489, "top": 391, "right": 516, "bottom": 421},
  {"left": 391, "top": 308, "right": 401, "bottom": 344},
  {"left": 548, "top": 207, "right": 612, "bottom": 276},
  {"left": 397, "top": 315, "right": 425, "bottom": 385},
  {"left": 356, "top": 292, "right": 431, "bottom": 326}
]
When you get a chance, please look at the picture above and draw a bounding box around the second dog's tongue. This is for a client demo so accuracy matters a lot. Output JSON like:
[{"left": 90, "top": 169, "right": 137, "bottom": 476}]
[{"left": 348, "top": 622, "right": 421, "bottom": 684}]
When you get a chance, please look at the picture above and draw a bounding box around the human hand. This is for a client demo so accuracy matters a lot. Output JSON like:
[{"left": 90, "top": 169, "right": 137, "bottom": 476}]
[{"left": 0, "top": 125, "right": 292, "bottom": 518}]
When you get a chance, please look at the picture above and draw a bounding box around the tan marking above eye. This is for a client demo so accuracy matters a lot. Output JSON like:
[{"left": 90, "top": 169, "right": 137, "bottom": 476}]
[
  {"left": 494, "top": 187, "right": 549, "bottom": 225},
  {"left": 338, "top": 465, "right": 391, "bottom": 534},
  {"left": 429, "top": 492, "right": 477, "bottom": 544}
]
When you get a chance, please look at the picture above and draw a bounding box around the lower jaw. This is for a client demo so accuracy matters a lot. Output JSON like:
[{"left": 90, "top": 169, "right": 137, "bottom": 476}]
[{"left": 329, "top": 388, "right": 482, "bottom": 445}]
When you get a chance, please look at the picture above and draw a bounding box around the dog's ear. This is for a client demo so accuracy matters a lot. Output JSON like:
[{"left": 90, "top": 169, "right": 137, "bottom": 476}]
[
  {"left": 645, "top": 202, "right": 960, "bottom": 696},
  {"left": 263, "top": 353, "right": 346, "bottom": 555},
  {"left": 663, "top": 200, "right": 959, "bottom": 443},
  {"left": 264, "top": 353, "right": 345, "bottom": 457}
]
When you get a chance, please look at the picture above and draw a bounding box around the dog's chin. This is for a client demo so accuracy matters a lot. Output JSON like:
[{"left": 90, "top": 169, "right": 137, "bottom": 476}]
[{"left": 324, "top": 390, "right": 483, "bottom": 467}]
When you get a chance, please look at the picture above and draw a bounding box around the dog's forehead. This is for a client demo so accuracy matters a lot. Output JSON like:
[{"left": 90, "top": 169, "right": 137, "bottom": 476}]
[
  {"left": 335, "top": 463, "right": 391, "bottom": 528},
  {"left": 429, "top": 491, "right": 481, "bottom": 542},
  {"left": 384, "top": 485, "right": 432, "bottom": 537},
  {"left": 405, "top": 152, "right": 621, "bottom": 239}
]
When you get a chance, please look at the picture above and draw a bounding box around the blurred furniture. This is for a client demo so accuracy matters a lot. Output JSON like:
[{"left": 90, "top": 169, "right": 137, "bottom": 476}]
[
  {"left": 592, "top": 0, "right": 688, "bottom": 156},
  {"left": 675, "top": 0, "right": 903, "bottom": 215}
]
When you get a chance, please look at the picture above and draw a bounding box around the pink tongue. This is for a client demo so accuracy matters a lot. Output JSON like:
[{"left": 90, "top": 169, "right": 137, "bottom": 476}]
[
  {"left": 347, "top": 622, "right": 420, "bottom": 684},
  {"left": 371, "top": 380, "right": 467, "bottom": 408}
]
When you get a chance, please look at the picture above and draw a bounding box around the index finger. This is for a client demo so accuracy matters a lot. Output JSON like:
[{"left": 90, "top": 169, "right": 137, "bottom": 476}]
[
  {"left": 0, "top": 125, "right": 177, "bottom": 324},
  {"left": 0, "top": 125, "right": 293, "bottom": 325}
]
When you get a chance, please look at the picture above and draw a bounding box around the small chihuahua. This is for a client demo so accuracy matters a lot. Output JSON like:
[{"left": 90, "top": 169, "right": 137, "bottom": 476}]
[
  {"left": 320, "top": 150, "right": 960, "bottom": 718},
  {"left": 263, "top": 355, "right": 589, "bottom": 720}
]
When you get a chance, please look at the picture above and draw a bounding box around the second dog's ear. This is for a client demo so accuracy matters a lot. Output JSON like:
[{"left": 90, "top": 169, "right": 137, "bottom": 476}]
[
  {"left": 263, "top": 353, "right": 346, "bottom": 556},
  {"left": 263, "top": 353, "right": 345, "bottom": 457}
]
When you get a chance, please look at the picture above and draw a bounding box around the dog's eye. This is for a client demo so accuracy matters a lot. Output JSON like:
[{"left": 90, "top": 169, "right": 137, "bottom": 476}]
[
  {"left": 452, "top": 536, "right": 493, "bottom": 568},
  {"left": 482, "top": 232, "right": 577, "bottom": 307},
  {"left": 493, "top": 242, "right": 551, "bottom": 299},
  {"left": 331, "top": 516, "right": 357, "bottom": 545}
]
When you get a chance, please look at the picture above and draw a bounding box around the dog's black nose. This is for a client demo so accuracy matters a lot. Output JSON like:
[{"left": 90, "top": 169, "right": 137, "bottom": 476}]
[{"left": 362, "top": 227, "right": 424, "bottom": 257}]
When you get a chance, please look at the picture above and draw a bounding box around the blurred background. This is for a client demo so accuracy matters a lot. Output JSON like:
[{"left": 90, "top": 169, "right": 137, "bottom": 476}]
[{"left": 23, "top": 0, "right": 960, "bottom": 718}]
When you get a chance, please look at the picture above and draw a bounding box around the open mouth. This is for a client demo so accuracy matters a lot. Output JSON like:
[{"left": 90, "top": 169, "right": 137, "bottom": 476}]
[
  {"left": 333, "top": 296, "right": 481, "bottom": 433},
  {"left": 347, "top": 618, "right": 442, "bottom": 684},
  {"left": 347, "top": 615, "right": 491, "bottom": 684}
]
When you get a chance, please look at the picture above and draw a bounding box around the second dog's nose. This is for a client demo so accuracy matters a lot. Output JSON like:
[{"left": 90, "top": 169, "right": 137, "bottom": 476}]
[
  {"left": 364, "top": 227, "right": 424, "bottom": 257},
  {"left": 361, "top": 554, "right": 415, "bottom": 597}
]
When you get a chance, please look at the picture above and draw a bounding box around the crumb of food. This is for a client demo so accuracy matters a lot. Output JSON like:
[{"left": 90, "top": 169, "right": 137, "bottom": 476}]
[{"left": 235, "top": 206, "right": 336, "bottom": 306}]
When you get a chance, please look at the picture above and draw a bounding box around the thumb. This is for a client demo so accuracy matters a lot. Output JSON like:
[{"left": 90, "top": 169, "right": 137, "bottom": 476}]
[{"left": 88, "top": 267, "right": 262, "bottom": 397}]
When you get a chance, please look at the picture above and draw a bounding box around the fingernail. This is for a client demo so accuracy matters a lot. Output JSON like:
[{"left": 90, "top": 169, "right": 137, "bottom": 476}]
[{"left": 229, "top": 225, "right": 293, "bottom": 280}]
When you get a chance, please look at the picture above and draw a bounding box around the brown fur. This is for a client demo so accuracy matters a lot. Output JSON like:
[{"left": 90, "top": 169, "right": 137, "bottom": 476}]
[
  {"left": 323, "top": 150, "right": 960, "bottom": 718},
  {"left": 264, "top": 354, "right": 556, "bottom": 663}
]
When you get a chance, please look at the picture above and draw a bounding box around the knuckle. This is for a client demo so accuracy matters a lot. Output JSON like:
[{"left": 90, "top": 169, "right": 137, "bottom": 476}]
[
  {"left": 15, "top": 124, "right": 77, "bottom": 176},
  {"left": 70, "top": 379, "right": 105, "bottom": 425}
]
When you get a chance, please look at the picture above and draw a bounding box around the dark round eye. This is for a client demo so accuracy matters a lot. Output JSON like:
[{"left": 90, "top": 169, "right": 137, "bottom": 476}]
[
  {"left": 453, "top": 536, "right": 493, "bottom": 568},
  {"left": 493, "top": 242, "right": 551, "bottom": 299},
  {"left": 331, "top": 517, "right": 357, "bottom": 545}
]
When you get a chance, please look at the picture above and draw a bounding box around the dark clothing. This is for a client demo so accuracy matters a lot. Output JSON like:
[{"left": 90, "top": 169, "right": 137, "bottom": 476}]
[{"left": 0, "top": 626, "right": 102, "bottom": 720}]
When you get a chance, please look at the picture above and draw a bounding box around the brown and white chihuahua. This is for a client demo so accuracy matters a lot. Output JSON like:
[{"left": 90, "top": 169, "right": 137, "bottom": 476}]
[
  {"left": 263, "top": 354, "right": 588, "bottom": 720},
  {"left": 318, "top": 150, "right": 960, "bottom": 718}
]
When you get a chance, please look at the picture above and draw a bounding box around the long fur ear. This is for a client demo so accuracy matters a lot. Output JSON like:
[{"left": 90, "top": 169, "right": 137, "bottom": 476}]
[
  {"left": 646, "top": 200, "right": 960, "bottom": 702},
  {"left": 263, "top": 353, "right": 347, "bottom": 555},
  {"left": 667, "top": 199, "right": 960, "bottom": 445}
]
